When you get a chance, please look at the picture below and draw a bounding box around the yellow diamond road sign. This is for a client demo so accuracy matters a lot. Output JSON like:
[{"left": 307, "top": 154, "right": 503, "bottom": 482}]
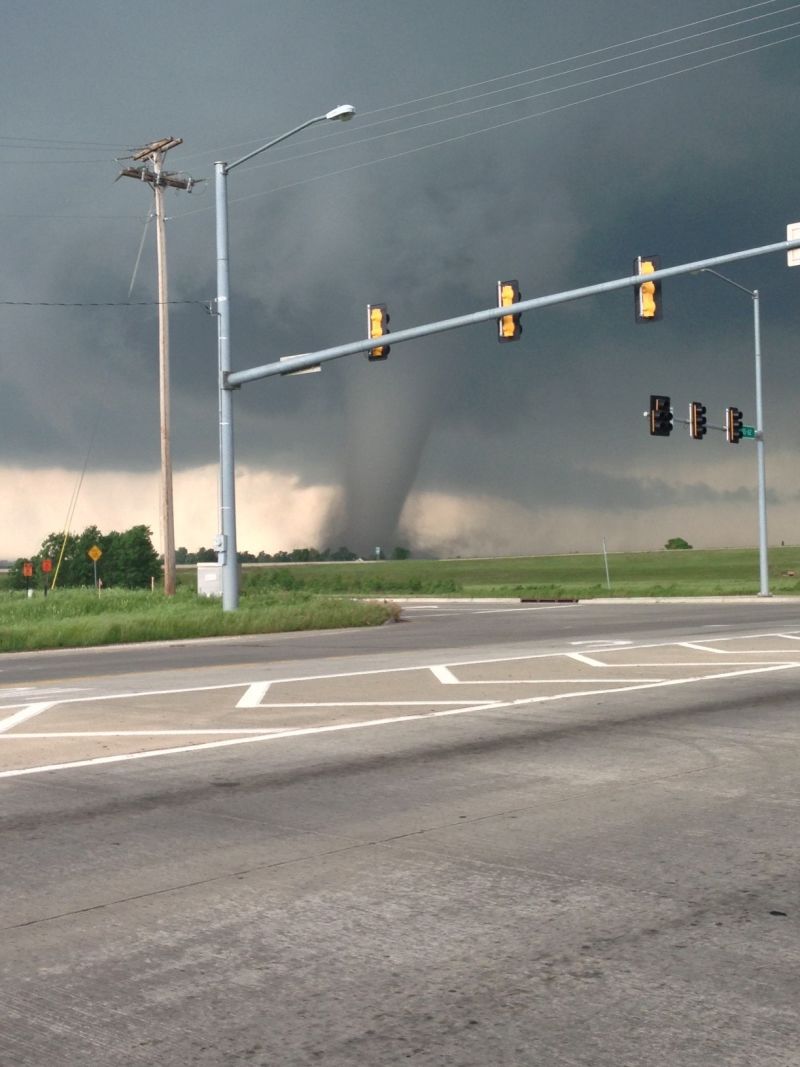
[{"left": 87, "top": 545, "right": 102, "bottom": 562}]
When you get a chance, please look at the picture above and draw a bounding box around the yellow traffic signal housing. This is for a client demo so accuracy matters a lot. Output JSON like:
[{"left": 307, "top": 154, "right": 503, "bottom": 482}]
[
  {"left": 726, "top": 405, "right": 743, "bottom": 444},
  {"left": 689, "top": 401, "right": 707, "bottom": 440},
  {"left": 497, "top": 279, "right": 522, "bottom": 342},
  {"left": 649, "top": 394, "right": 672, "bottom": 437},
  {"left": 634, "top": 256, "right": 662, "bottom": 322},
  {"left": 367, "top": 303, "right": 390, "bottom": 360}
]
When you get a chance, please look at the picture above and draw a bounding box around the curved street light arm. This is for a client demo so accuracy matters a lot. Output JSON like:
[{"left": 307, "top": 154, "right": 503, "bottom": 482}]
[{"left": 225, "top": 105, "right": 355, "bottom": 173}]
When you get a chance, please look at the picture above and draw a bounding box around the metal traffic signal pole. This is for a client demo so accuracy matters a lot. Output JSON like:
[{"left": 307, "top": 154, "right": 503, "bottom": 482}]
[
  {"left": 215, "top": 106, "right": 356, "bottom": 612},
  {"left": 697, "top": 270, "right": 769, "bottom": 597},
  {"left": 753, "top": 288, "right": 769, "bottom": 596},
  {"left": 219, "top": 231, "right": 800, "bottom": 610}
]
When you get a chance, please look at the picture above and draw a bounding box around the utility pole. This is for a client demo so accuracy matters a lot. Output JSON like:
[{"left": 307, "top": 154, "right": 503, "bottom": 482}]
[{"left": 118, "top": 139, "right": 193, "bottom": 596}]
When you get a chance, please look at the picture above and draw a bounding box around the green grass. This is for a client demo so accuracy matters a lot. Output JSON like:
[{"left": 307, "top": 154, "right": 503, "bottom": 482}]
[
  {"left": 233, "top": 546, "right": 800, "bottom": 600},
  {"left": 2, "top": 546, "right": 799, "bottom": 652},
  {"left": 0, "top": 587, "right": 399, "bottom": 653}
]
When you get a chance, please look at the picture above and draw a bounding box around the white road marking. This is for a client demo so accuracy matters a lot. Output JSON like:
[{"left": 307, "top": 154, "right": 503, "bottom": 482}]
[
  {"left": 570, "top": 640, "right": 632, "bottom": 646},
  {"left": 256, "top": 701, "right": 471, "bottom": 707},
  {"left": 431, "top": 678, "right": 666, "bottom": 684},
  {"left": 0, "top": 686, "right": 88, "bottom": 696},
  {"left": 237, "top": 681, "right": 272, "bottom": 707},
  {"left": 680, "top": 640, "right": 800, "bottom": 655},
  {"left": 1, "top": 729, "right": 292, "bottom": 738},
  {"left": 0, "top": 703, "right": 55, "bottom": 734},
  {"left": 567, "top": 652, "right": 608, "bottom": 667},
  {"left": 2, "top": 627, "right": 791, "bottom": 717},
  {"left": 430, "top": 663, "right": 660, "bottom": 684},
  {"left": 2, "top": 660, "right": 798, "bottom": 780}
]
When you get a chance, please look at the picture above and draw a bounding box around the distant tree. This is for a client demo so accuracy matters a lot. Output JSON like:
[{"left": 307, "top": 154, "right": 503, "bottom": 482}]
[
  {"left": 238, "top": 550, "right": 257, "bottom": 563},
  {"left": 175, "top": 546, "right": 190, "bottom": 564},
  {"left": 327, "top": 546, "right": 358, "bottom": 561},
  {"left": 289, "top": 547, "right": 322, "bottom": 562},
  {"left": 9, "top": 525, "right": 161, "bottom": 589},
  {"left": 665, "top": 537, "right": 692, "bottom": 550},
  {"left": 195, "top": 547, "right": 217, "bottom": 563},
  {"left": 103, "top": 526, "right": 161, "bottom": 587},
  {"left": 391, "top": 547, "right": 411, "bottom": 560}
]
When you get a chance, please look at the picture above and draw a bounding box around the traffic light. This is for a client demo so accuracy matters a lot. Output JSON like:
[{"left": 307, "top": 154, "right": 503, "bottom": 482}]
[
  {"left": 726, "top": 405, "right": 743, "bottom": 444},
  {"left": 634, "top": 256, "right": 662, "bottom": 322},
  {"left": 497, "top": 279, "right": 522, "bottom": 342},
  {"left": 649, "top": 394, "right": 673, "bottom": 436},
  {"left": 689, "top": 401, "right": 707, "bottom": 440},
  {"left": 367, "top": 303, "right": 390, "bottom": 360}
]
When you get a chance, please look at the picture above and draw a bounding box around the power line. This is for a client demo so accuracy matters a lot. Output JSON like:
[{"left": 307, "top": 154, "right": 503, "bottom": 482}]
[
  {"left": 0, "top": 299, "right": 207, "bottom": 308},
  {"left": 245, "top": 0, "right": 800, "bottom": 168},
  {"left": 173, "top": 28, "right": 800, "bottom": 219},
  {"left": 239, "top": 16, "right": 800, "bottom": 177},
  {"left": 0, "top": 212, "right": 143, "bottom": 220},
  {"left": 176, "top": 0, "right": 793, "bottom": 166},
  {"left": 0, "top": 158, "right": 114, "bottom": 165},
  {"left": 356, "top": 0, "right": 791, "bottom": 119},
  {"left": 367, "top": 5, "right": 800, "bottom": 124},
  {"left": 0, "top": 136, "right": 130, "bottom": 149}
]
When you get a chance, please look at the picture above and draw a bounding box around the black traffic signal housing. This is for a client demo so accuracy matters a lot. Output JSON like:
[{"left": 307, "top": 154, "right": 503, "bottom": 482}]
[
  {"left": 634, "top": 256, "right": 662, "bottom": 322},
  {"left": 497, "top": 279, "right": 522, "bottom": 342},
  {"left": 367, "top": 304, "right": 390, "bottom": 360},
  {"left": 726, "top": 405, "right": 743, "bottom": 444},
  {"left": 689, "top": 401, "right": 707, "bottom": 440},
  {"left": 649, "top": 394, "right": 673, "bottom": 437}
]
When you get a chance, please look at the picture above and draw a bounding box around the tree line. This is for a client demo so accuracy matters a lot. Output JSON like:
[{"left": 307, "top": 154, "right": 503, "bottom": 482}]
[
  {"left": 8, "top": 525, "right": 161, "bottom": 590},
  {"left": 177, "top": 545, "right": 412, "bottom": 563},
  {"left": 7, "top": 528, "right": 412, "bottom": 590}
]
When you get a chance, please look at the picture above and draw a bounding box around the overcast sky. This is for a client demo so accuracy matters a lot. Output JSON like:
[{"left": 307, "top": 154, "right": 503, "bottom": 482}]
[{"left": 2, "top": 0, "right": 800, "bottom": 560}]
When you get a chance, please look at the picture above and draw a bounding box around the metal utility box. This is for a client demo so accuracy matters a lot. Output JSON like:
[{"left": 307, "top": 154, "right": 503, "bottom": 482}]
[{"left": 197, "top": 563, "right": 222, "bottom": 598}]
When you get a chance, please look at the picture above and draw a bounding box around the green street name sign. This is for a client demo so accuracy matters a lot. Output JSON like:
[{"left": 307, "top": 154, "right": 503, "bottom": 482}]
[{"left": 741, "top": 425, "right": 756, "bottom": 438}]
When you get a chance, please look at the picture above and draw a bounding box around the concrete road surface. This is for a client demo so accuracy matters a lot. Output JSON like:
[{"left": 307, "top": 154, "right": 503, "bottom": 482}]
[{"left": 1, "top": 603, "right": 799, "bottom": 1065}]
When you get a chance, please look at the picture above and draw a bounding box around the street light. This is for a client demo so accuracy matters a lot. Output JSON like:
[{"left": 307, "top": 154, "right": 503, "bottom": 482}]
[
  {"left": 696, "top": 268, "right": 770, "bottom": 597},
  {"left": 215, "top": 105, "right": 356, "bottom": 611}
]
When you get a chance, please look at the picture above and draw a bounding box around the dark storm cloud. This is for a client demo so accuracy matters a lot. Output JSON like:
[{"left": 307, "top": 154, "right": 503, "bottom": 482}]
[{"left": 2, "top": 0, "right": 799, "bottom": 554}]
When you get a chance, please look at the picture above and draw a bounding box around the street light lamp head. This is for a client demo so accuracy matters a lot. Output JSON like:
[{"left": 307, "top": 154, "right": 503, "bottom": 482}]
[{"left": 326, "top": 104, "right": 356, "bottom": 122}]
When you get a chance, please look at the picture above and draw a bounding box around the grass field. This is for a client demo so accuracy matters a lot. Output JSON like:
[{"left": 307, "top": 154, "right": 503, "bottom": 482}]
[
  {"left": 0, "top": 588, "right": 399, "bottom": 653},
  {"left": 2, "top": 547, "right": 799, "bottom": 653},
  {"left": 226, "top": 546, "right": 800, "bottom": 600}
]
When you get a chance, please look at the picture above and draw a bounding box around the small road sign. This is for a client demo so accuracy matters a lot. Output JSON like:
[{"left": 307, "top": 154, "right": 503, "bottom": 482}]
[
  {"left": 741, "top": 425, "right": 756, "bottom": 438},
  {"left": 87, "top": 545, "right": 102, "bottom": 562}
]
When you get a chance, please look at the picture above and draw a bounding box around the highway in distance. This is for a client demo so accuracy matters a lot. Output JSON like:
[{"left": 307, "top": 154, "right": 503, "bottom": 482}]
[{"left": 1, "top": 599, "right": 799, "bottom": 1065}]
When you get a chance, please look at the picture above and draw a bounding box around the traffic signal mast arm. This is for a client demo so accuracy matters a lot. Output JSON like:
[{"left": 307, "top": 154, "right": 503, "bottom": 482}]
[{"left": 228, "top": 233, "right": 800, "bottom": 386}]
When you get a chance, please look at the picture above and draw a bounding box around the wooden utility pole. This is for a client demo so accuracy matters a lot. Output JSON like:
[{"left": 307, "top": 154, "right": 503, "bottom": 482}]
[{"left": 118, "top": 139, "right": 192, "bottom": 596}]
